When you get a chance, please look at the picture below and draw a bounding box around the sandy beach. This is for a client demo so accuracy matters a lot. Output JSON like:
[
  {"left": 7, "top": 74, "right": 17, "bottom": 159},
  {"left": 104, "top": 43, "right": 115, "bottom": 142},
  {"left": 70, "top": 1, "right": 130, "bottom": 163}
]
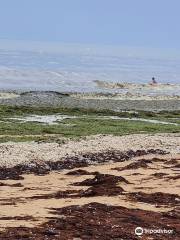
[
  {"left": 0, "top": 91, "right": 179, "bottom": 239},
  {"left": 1, "top": 1, "right": 180, "bottom": 238},
  {"left": 0, "top": 133, "right": 179, "bottom": 239}
]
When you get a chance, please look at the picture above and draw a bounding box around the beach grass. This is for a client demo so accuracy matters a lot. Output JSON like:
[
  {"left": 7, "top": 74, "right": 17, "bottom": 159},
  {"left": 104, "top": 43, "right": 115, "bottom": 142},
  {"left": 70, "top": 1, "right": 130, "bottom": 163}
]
[
  {"left": 0, "top": 105, "right": 179, "bottom": 142},
  {"left": 0, "top": 105, "right": 179, "bottom": 119}
]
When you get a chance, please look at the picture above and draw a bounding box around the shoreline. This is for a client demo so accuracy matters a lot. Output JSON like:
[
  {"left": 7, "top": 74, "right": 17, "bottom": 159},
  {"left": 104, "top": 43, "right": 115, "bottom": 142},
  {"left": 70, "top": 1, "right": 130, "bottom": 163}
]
[{"left": 0, "top": 91, "right": 180, "bottom": 111}]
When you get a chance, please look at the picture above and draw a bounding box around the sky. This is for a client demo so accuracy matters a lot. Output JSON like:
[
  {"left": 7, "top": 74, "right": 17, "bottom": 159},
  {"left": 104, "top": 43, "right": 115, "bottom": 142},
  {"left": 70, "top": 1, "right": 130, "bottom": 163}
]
[{"left": 0, "top": 0, "right": 180, "bottom": 50}]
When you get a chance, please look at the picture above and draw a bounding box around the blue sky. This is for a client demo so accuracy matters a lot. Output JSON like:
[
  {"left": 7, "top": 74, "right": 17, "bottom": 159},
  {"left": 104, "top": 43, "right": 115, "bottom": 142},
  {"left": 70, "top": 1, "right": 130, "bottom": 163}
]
[{"left": 0, "top": 0, "right": 180, "bottom": 49}]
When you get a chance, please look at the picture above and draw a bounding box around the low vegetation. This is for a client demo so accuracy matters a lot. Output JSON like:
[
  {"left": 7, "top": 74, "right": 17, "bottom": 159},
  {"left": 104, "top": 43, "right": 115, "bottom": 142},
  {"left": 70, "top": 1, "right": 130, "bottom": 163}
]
[{"left": 0, "top": 105, "right": 179, "bottom": 142}]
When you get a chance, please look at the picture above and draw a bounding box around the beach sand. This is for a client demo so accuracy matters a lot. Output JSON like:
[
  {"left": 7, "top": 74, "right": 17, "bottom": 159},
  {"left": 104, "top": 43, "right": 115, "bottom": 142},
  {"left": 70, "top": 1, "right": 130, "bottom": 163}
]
[{"left": 0, "top": 141, "right": 179, "bottom": 239}]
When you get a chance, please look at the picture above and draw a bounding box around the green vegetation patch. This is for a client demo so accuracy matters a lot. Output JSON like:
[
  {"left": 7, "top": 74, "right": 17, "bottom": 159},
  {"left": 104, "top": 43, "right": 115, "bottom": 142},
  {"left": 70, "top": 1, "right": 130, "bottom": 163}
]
[{"left": 0, "top": 105, "right": 179, "bottom": 142}]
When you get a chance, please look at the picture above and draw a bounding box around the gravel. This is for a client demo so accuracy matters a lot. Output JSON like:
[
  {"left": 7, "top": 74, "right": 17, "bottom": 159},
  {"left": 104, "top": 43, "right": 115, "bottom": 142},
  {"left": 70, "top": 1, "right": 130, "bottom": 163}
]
[
  {"left": 0, "top": 133, "right": 179, "bottom": 167},
  {"left": 0, "top": 91, "right": 180, "bottom": 111}
]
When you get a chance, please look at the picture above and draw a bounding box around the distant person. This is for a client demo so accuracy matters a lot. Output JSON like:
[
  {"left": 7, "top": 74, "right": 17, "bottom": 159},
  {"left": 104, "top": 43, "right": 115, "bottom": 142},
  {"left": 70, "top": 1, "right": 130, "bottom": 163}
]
[{"left": 150, "top": 77, "right": 157, "bottom": 85}]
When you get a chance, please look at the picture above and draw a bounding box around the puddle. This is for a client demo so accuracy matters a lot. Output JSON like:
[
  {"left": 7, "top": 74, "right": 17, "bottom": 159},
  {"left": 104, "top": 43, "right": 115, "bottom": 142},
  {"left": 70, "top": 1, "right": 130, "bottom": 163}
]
[
  {"left": 5, "top": 114, "right": 179, "bottom": 126},
  {"left": 96, "top": 116, "right": 179, "bottom": 126},
  {"left": 7, "top": 115, "right": 77, "bottom": 125}
]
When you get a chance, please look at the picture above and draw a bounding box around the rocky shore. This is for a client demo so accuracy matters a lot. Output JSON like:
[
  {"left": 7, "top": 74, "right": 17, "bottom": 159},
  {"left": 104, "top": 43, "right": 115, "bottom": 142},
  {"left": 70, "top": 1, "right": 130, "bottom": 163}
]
[{"left": 0, "top": 91, "right": 180, "bottom": 111}]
